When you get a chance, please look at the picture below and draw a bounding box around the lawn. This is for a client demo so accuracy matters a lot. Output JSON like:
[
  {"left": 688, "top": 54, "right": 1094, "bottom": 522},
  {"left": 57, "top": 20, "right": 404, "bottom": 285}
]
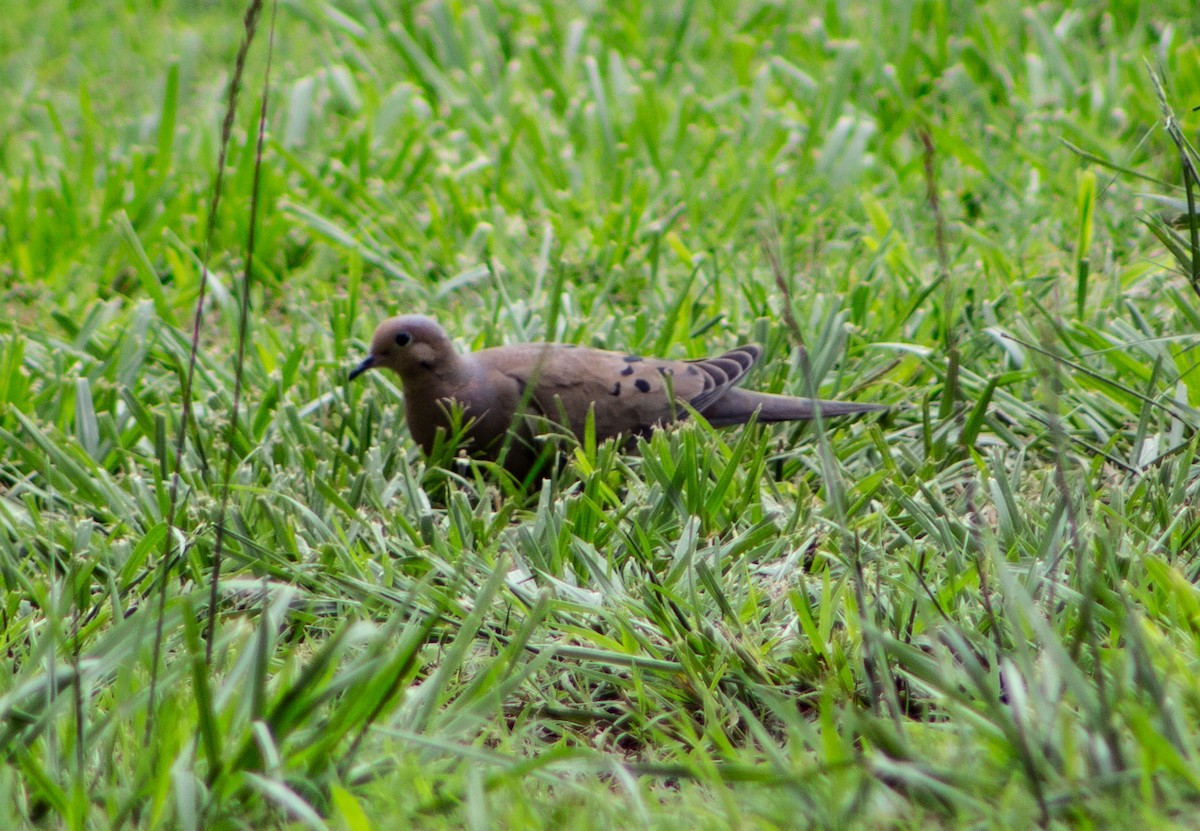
[{"left": 4, "top": 0, "right": 1200, "bottom": 828}]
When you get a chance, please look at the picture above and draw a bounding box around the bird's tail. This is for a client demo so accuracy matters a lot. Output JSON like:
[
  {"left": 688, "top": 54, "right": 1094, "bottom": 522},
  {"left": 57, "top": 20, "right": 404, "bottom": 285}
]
[{"left": 700, "top": 388, "right": 886, "bottom": 426}]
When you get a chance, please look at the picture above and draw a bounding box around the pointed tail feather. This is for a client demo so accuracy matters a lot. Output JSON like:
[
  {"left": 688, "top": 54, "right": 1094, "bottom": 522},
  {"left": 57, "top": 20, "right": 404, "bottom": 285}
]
[{"left": 699, "top": 388, "right": 886, "bottom": 426}]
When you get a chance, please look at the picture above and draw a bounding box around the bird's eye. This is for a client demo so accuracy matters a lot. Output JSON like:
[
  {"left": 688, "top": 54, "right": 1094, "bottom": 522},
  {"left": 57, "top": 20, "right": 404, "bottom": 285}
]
[{"left": 395, "top": 332, "right": 412, "bottom": 347}]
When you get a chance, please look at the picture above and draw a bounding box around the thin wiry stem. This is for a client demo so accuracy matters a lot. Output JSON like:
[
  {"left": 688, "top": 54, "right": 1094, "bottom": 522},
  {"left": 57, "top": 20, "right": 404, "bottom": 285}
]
[
  {"left": 144, "top": 0, "right": 264, "bottom": 747},
  {"left": 206, "top": 0, "right": 278, "bottom": 665}
]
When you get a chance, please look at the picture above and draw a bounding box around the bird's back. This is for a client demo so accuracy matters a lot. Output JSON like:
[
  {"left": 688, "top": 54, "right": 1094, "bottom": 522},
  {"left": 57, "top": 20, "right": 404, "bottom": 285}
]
[{"left": 471, "top": 342, "right": 763, "bottom": 443}]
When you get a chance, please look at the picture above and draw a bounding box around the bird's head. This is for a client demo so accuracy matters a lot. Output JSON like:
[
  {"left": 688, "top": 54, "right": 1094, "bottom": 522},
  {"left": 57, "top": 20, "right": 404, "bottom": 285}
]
[{"left": 349, "top": 315, "right": 457, "bottom": 382}]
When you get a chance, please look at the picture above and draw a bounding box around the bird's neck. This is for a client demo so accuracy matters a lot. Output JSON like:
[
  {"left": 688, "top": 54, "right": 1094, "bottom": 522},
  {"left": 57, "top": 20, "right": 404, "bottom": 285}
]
[{"left": 404, "top": 353, "right": 473, "bottom": 397}]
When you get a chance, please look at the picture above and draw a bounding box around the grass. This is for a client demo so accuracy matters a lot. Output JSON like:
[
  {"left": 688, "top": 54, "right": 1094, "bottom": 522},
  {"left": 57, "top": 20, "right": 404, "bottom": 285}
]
[{"left": 4, "top": 0, "right": 1200, "bottom": 827}]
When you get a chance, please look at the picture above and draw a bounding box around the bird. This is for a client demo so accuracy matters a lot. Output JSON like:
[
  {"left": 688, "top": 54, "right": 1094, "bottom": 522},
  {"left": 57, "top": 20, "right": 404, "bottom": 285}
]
[{"left": 349, "top": 315, "right": 885, "bottom": 481}]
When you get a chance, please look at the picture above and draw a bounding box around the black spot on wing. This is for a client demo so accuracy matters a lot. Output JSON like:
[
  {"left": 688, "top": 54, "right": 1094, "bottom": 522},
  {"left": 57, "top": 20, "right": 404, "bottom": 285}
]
[
  {"left": 609, "top": 382, "right": 621, "bottom": 396},
  {"left": 634, "top": 378, "right": 651, "bottom": 393},
  {"left": 621, "top": 365, "right": 635, "bottom": 376},
  {"left": 623, "top": 354, "right": 643, "bottom": 363}
]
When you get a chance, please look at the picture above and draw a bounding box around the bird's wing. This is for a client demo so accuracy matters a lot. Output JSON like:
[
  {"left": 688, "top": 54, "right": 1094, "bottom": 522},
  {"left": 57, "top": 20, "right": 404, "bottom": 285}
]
[
  {"left": 679, "top": 345, "right": 761, "bottom": 412},
  {"left": 473, "top": 343, "right": 762, "bottom": 443}
]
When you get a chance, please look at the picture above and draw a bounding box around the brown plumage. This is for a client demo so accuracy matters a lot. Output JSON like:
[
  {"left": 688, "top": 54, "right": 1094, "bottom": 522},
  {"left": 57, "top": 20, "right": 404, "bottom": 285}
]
[{"left": 349, "top": 315, "right": 884, "bottom": 479}]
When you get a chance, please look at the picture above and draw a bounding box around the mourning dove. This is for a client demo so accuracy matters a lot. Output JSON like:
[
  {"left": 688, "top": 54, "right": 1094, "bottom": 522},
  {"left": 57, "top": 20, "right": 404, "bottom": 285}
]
[{"left": 349, "top": 315, "right": 885, "bottom": 479}]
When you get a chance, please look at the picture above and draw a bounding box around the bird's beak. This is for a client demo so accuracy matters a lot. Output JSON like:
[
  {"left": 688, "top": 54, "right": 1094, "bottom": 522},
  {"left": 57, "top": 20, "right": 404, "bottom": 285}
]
[{"left": 348, "top": 355, "right": 377, "bottom": 381}]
